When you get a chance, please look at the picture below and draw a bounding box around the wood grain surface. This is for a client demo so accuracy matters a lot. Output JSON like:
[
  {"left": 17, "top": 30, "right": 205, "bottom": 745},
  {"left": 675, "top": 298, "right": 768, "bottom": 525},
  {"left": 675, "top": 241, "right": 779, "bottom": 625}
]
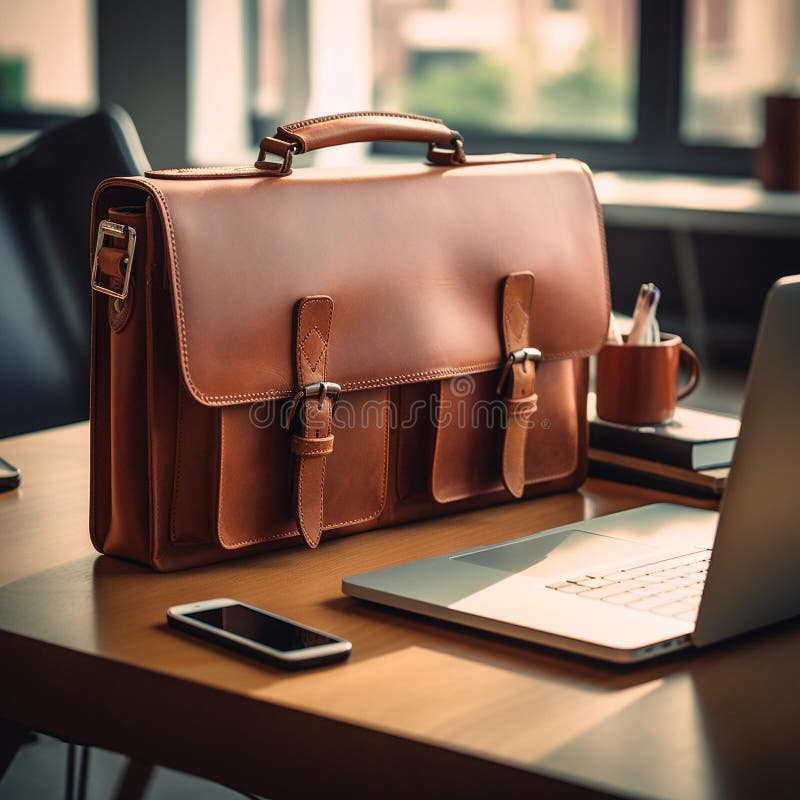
[{"left": 1, "top": 424, "right": 797, "bottom": 799}]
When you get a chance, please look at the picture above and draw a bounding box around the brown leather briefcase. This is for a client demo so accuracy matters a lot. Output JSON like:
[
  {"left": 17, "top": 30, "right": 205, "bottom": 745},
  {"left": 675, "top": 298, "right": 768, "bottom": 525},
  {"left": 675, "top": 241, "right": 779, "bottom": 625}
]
[{"left": 89, "top": 112, "right": 609, "bottom": 571}]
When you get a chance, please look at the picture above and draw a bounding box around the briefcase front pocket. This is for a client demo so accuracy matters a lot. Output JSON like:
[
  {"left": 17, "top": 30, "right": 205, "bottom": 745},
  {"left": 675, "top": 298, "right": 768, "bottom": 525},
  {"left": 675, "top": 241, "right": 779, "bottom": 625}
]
[
  {"left": 169, "top": 387, "right": 391, "bottom": 550},
  {"left": 215, "top": 389, "right": 390, "bottom": 549},
  {"left": 429, "top": 359, "right": 585, "bottom": 504}
]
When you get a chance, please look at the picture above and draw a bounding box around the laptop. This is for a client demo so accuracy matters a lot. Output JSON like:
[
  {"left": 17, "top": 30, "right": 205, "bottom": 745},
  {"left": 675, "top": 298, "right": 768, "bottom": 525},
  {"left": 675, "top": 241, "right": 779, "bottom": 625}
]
[{"left": 343, "top": 276, "right": 800, "bottom": 663}]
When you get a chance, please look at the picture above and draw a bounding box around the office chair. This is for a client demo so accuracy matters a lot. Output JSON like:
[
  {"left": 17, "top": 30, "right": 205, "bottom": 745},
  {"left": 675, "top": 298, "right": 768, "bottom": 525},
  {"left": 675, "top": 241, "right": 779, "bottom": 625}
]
[{"left": 0, "top": 106, "right": 150, "bottom": 439}]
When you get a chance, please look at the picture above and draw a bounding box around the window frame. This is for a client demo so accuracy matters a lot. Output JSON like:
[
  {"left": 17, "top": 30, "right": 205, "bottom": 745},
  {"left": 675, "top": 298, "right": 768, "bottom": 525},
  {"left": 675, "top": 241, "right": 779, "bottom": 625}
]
[{"left": 250, "top": 0, "right": 757, "bottom": 176}]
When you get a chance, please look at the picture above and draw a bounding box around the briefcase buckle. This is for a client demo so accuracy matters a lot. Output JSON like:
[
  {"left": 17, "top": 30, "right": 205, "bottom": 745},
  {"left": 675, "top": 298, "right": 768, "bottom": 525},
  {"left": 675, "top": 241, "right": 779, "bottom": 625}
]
[
  {"left": 91, "top": 219, "right": 137, "bottom": 300},
  {"left": 287, "top": 381, "right": 342, "bottom": 428},
  {"left": 496, "top": 347, "right": 542, "bottom": 395}
]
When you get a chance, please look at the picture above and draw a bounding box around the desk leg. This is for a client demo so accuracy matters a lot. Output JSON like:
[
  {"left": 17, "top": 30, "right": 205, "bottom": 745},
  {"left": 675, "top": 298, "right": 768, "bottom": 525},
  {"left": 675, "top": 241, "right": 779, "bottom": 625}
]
[
  {"left": 671, "top": 228, "right": 709, "bottom": 364},
  {"left": 112, "top": 758, "right": 155, "bottom": 800}
]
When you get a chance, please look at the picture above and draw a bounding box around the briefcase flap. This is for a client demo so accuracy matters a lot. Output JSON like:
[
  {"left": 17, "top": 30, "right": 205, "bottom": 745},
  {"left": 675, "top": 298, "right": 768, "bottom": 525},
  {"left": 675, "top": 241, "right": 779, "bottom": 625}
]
[{"left": 120, "top": 157, "right": 608, "bottom": 406}]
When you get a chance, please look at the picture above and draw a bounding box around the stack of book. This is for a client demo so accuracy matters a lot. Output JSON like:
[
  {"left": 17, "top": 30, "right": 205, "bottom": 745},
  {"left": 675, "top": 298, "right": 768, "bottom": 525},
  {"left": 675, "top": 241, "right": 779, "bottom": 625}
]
[{"left": 588, "top": 395, "right": 740, "bottom": 497}]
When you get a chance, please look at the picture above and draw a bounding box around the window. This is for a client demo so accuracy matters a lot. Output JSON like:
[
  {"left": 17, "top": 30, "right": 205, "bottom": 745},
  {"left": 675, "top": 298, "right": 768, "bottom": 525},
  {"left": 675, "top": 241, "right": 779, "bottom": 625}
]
[
  {"left": 683, "top": 0, "right": 800, "bottom": 145},
  {"left": 0, "top": 0, "right": 95, "bottom": 113},
  {"left": 244, "top": 1, "right": 800, "bottom": 174},
  {"left": 373, "top": 0, "right": 638, "bottom": 140}
]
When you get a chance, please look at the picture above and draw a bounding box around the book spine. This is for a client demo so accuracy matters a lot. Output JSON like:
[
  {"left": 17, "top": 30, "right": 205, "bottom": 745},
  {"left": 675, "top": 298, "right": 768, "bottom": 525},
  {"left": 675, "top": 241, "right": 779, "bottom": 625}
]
[
  {"left": 590, "top": 424, "right": 695, "bottom": 469},
  {"left": 589, "top": 460, "right": 720, "bottom": 498}
]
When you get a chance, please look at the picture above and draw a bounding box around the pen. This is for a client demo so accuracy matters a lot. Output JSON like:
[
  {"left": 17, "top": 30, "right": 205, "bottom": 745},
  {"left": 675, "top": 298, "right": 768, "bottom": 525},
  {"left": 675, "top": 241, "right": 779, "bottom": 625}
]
[
  {"left": 627, "top": 283, "right": 660, "bottom": 345},
  {"left": 645, "top": 284, "right": 661, "bottom": 344},
  {"left": 607, "top": 312, "right": 624, "bottom": 345}
]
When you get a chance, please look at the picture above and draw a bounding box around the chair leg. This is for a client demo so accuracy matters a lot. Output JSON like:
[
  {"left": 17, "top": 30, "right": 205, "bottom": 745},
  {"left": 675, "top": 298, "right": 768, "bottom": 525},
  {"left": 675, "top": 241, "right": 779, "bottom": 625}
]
[
  {"left": 0, "top": 718, "right": 35, "bottom": 783},
  {"left": 65, "top": 743, "right": 76, "bottom": 800},
  {"left": 112, "top": 758, "right": 155, "bottom": 800},
  {"left": 76, "top": 745, "right": 91, "bottom": 800}
]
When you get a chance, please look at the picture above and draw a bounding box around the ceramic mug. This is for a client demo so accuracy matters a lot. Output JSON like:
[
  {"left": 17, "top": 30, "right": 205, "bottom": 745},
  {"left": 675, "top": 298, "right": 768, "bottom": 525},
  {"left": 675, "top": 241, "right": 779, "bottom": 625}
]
[{"left": 596, "top": 333, "right": 700, "bottom": 425}]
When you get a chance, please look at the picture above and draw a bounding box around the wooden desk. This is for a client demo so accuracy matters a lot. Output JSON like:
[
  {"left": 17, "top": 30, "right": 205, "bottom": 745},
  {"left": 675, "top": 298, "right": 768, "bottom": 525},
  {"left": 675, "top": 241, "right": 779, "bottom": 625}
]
[{"left": 1, "top": 424, "right": 798, "bottom": 799}]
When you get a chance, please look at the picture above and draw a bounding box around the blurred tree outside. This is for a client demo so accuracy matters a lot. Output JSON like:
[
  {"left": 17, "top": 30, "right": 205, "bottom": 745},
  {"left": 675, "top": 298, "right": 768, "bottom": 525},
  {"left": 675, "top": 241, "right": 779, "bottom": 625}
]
[{"left": 394, "top": 22, "right": 633, "bottom": 139}]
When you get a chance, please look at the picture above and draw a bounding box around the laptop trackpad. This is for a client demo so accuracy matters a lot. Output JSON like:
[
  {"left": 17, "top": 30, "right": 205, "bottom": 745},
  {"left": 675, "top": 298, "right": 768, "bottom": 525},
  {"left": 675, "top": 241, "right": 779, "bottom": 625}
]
[{"left": 454, "top": 530, "right": 656, "bottom": 580}]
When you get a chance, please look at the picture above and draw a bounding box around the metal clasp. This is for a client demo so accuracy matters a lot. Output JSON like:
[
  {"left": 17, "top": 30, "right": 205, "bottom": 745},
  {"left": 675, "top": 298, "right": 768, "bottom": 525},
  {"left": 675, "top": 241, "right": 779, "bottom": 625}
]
[
  {"left": 254, "top": 142, "right": 296, "bottom": 175},
  {"left": 303, "top": 381, "right": 341, "bottom": 408},
  {"left": 496, "top": 347, "right": 542, "bottom": 395},
  {"left": 427, "top": 134, "right": 466, "bottom": 165},
  {"left": 91, "top": 219, "right": 137, "bottom": 300},
  {"left": 287, "top": 381, "right": 342, "bottom": 427}
]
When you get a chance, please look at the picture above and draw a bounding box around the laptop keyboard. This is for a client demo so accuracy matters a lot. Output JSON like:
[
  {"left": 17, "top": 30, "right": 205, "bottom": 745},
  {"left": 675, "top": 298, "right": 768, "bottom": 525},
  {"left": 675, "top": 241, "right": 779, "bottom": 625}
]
[{"left": 546, "top": 549, "right": 712, "bottom": 623}]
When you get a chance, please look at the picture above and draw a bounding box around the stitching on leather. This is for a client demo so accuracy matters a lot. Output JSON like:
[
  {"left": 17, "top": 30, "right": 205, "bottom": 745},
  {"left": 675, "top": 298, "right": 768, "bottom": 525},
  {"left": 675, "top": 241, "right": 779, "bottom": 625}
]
[
  {"left": 503, "top": 301, "right": 528, "bottom": 344},
  {"left": 170, "top": 385, "right": 185, "bottom": 542},
  {"left": 149, "top": 167, "right": 259, "bottom": 174},
  {"left": 429, "top": 379, "right": 446, "bottom": 502},
  {"left": 322, "top": 394, "right": 390, "bottom": 531},
  {"left": 292, "top": 435, "right": 335, "bottom": 455},
  {"left": 145, "top": 167, "right": 264, "bottom": 179},
  {"left": 297, "top": 446, "right": 324, "bottom": 546},
  {"left": 312, "top": 357, "right": 333, "bottom": 546},
  {"left": 297, "top": 299, "right": 332, "bottom": 380},
  {"left": 217, "top": 410, "right": 228, "bottom": 545},
  {"left": 317, "top": 446, "right": 326, "bottom": 546},
  {"left": 294, "top": 445, "right": 334, "bottom": 455},
  {"left": 217, "top": 389, "right": 391, "bottom": 548},
  {"left": 281, "top": 111, "right": 445, "bottom": 154},
  {"left": 281, "top": 111, "right": 442, "bottom": 131},
  {"left": 320, "top": 300, "right": 333, "bottom": 375},
  {"left": 136, "top": 177, "right": 197, "bottom": 404},
  {"left": 295, "top": 301, "right": 303, "bottom": 387},
  {"left": 122, "top": 173, "right": 604, "bottom": 407},
  {"left": 301, "top": 324, "right": 327, "bottom": 372},
  {"left": 502, "top": 275, "right": 533, "bottom": 495},
  {"left": 297, "top": 444, "right": 307, "bottom": 534},
  {"left": 296, "top": 297, "right": 333, "bottom": 547},
  {"left": 144, "top": 262, "right": 157, "bottom": 565},
  {"left": 502, "top": 275, "right": 532, "bottom": 347}
]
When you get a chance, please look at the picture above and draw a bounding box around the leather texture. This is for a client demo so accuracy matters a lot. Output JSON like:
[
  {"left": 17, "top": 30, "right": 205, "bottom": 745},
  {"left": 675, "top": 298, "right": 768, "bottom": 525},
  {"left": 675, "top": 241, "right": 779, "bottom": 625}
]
[
  {"left": 292, "top": 296, "right": 335, "bottom": 548},
  {"left": 89, "top": 133, "right": 610, "bottom": 571},
  {"left": 270, "top": 111, "right": 456, "bottom": 154},
  {"left": 146, "top": 154, "right": 557, "bottom": 181},
  {"left": 134, "top": 158, "right": 607, "bottom": 405},
  {"left": 498, "top": 272, "right": 538, "bottom": 498}
]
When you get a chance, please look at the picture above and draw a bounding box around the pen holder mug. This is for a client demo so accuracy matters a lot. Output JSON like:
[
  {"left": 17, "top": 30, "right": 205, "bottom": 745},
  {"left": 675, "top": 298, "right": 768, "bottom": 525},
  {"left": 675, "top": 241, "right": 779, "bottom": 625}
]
[{"left": 596, "top": 334, "right": 700, "bottom": 425}]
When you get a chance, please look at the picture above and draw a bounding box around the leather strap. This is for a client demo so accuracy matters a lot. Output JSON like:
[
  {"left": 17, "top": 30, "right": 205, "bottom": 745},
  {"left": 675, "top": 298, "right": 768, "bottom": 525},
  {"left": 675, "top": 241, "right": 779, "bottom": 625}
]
[
  {"left": 498, "top": 272, "right": 538, "bottom": 498},
  {"left": 97, "top": 246, "right": 128, "bottom": 282},
  {"left": 270, "top": 112, "right": 455, "bottom": 154},
  {"left": 292, "top": 296, "right": 335, "bottom": 548},
  {"left": 256, "top": 111, "right": 465, "bottom": 173}
]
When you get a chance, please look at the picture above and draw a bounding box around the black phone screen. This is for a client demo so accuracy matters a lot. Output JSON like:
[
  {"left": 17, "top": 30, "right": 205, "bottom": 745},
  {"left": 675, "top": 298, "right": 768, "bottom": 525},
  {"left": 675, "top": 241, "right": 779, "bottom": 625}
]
[{"left": 186, "top": 605, "right": 337, "bottom": 651}]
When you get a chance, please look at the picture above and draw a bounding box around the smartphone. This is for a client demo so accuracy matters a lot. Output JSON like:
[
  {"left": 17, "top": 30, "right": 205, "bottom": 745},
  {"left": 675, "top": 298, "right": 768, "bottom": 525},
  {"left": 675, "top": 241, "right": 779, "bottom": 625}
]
[
  {"left": 0, "top": 457, "right": 21, "bottom": 491},
  {"left": 167, "top": 598, "right": 352, "bottom": 670}
]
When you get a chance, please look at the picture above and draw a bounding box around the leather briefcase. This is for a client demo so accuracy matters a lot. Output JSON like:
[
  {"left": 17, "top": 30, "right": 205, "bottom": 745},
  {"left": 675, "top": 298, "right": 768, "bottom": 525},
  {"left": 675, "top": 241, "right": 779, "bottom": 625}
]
[{"left": 89, "top": 112, "right": 609, "bottom": 571}]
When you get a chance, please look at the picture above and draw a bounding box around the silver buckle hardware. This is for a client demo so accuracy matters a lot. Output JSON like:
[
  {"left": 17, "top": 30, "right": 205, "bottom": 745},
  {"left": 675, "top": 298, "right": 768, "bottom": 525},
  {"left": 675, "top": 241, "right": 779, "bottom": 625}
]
[
  {"left": 287, "top": 381, "right": 342, "bottom": 427},
  {"left": 91, "top": 219, "right": 137, "bottom": 300},
  {"left": 496, "top": 347, "right": 542, "bottom": 395}
]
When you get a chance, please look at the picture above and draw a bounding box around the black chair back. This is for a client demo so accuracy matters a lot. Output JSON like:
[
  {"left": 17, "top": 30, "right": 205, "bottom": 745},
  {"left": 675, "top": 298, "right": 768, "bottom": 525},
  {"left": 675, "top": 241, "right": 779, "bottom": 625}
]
[{"left": 0, "top": 106, "right": 149, "bottom": 438}]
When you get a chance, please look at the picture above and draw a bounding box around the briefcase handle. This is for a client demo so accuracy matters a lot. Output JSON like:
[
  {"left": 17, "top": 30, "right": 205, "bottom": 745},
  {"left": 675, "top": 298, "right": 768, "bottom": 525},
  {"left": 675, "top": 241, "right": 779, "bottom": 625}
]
[{"left": 255, "top": 111, "right": 466, "bottom": 175}]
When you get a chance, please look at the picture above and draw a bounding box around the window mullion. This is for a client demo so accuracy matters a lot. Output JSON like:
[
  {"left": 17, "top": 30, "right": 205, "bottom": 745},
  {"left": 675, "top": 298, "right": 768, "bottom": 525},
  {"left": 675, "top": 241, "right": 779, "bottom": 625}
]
[{"left": 635, "top": 0, "right": 685, "bottom": 161}]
